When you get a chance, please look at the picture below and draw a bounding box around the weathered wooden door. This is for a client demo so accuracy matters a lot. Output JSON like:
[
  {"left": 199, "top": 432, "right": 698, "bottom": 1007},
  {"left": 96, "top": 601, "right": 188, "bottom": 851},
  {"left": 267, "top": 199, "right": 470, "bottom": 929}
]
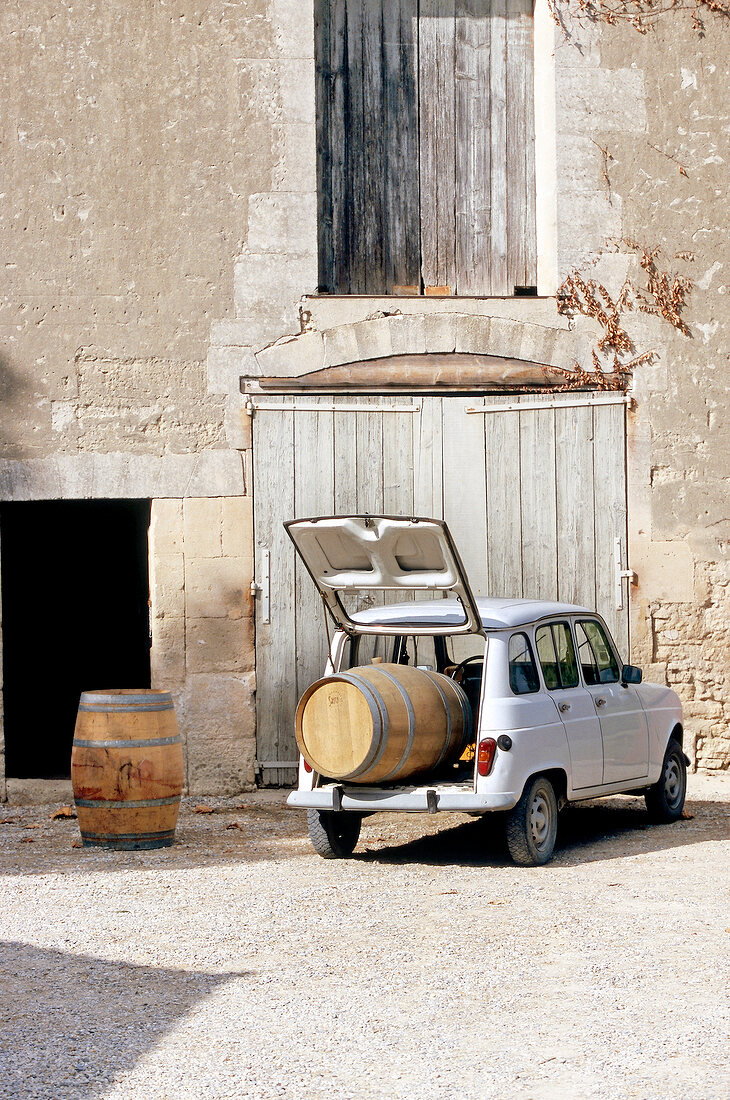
[
  {"left": 316, "top": 0, "right": 537, "bottom": 295},
  {"left": 252, "top": 393, "right": 629, "bottom": 785}
]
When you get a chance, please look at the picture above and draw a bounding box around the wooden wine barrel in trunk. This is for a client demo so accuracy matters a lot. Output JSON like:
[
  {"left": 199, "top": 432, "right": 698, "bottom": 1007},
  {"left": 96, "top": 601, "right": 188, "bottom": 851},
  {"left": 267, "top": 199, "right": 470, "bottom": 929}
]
[
  {"left": 295, "top": 663, "right": 472, "bottom": 784},
  {"left": 71, "top": 689, "right": 183, "bottom": 850}
]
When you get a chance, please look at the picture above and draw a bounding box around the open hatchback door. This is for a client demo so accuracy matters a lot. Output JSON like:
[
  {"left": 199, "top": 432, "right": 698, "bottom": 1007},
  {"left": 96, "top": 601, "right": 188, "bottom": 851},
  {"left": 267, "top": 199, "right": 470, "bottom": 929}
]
[{"left": 284, "top": 515, "right": 482, "bottom": 636}]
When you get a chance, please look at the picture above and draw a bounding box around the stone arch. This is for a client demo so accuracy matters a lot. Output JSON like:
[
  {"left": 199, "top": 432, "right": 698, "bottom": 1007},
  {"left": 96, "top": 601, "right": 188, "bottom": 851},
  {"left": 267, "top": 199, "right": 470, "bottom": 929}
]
[{"left": 250, "top": 311, "right": 595, "bottom": 391}]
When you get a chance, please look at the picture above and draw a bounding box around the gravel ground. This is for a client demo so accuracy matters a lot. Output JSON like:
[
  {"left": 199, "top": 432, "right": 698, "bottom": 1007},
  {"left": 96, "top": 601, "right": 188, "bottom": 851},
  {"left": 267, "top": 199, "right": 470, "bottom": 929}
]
[{"left": 0, "top": 775, "right": 728, "bottom": 1100}]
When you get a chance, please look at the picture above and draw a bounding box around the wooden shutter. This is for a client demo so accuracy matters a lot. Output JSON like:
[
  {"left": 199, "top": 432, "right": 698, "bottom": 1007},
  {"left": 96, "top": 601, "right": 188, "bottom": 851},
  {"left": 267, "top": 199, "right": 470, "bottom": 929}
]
[
  {"left": 316, "top": 0, "right": 537, "bottom": 296},
  {"left": 420, "top": 0, "right": 537, "bottom": 294},
  {"left": 316, "top": 0, "right": 421, "bottom": 294}
]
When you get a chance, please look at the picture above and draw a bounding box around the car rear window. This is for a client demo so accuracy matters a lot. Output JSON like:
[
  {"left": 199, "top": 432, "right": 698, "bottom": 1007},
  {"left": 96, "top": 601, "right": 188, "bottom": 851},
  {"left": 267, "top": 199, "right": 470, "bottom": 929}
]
[{"left": 508, "top": 633, "right": 540, "bottom": 695}]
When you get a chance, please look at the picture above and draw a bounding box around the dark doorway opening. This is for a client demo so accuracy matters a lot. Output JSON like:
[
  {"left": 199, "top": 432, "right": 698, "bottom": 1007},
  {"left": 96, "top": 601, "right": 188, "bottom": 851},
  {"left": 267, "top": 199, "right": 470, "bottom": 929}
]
[{"left": 1, "top": 499, "right": 151, "bottom": 779}]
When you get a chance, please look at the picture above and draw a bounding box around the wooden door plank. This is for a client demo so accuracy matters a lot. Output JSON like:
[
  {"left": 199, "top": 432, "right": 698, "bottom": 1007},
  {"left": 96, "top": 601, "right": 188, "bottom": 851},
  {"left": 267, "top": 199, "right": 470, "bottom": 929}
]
[
  {"left": 383, "top": 399, "right": 415, "bottom": 516},
  {"left": 315, "top": 0, "right": 333, "bottom": 293},
  {"left": 488, "top": 0, "right": 509, "bottom": 294},
  {"left": 419, "top": 0, "right": 457, "bottom": 290},
  {"left": 519, "top": 403, "right": 558, "bottom": 600},
  {"left": 383, "top": 0, "right": 421, "bottom": 290},
  {"left": 294, "top": 399, "right": 335, "bottom": 703},
  {"left": 506, "top": 0, "right": 537, "bottom": 289},
  {"left": 442, "top": 396, "right": 488, "bottom": 596},
  {"left": 333, "top": 399, "right": 358, "bottom": 516},
  {"left": 345, "top": 0, "right": 366, "bottom": 293},
  {"left": 555, "top": 405, "right": 597, "bottom": 611},
  {"left": 329, "top": 0, "right": 351, "bottom": 293},
  {"left": 455, "top": 1, "right": 492, "bottom": 295},
  {"left": 414, "top": 397, "right": 444, "bottom": 521},
  {"left": 593, "top": 403, "right": 629, "bottom": 656},
  {"left": 363, "top": 0, "right": 386, "bottom": 293},
  {"left": 485, "top": 397, "right": 523, "bottom": 597},
  {"left": 253, "top": 401, "right": 297, "bottom": 786}
]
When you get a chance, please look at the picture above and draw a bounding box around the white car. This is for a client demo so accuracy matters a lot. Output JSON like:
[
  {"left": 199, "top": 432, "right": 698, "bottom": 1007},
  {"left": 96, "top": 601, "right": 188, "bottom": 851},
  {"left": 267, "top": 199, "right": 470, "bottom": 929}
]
[{"left": 286, "top": 516, "right": 687, "bottom": 865}]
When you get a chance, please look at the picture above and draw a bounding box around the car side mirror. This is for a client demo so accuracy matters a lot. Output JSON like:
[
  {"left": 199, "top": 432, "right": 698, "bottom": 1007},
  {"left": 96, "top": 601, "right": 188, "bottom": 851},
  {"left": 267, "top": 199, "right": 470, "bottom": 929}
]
[{"left": 621, "top": 664, "right": 642, "bottom": 686}]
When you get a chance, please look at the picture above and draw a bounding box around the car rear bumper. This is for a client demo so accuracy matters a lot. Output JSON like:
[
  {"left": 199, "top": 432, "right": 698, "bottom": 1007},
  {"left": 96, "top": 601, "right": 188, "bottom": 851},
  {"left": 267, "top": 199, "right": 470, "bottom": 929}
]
[{"left": 287, "top": 784, "right": 516, "bottom": 814}]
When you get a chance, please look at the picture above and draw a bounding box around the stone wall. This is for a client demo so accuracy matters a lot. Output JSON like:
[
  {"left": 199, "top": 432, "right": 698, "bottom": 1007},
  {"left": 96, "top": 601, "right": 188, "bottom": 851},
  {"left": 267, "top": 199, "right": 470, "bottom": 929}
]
[{"left": 149, "top": 497, "right": 256, "bottom": 794}]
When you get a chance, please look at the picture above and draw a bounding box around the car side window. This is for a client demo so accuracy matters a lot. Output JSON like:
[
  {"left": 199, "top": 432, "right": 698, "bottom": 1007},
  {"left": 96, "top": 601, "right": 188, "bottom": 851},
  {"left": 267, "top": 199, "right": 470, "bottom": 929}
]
[
  {"left": 508, "top": 633, "right": 540, "bottom": 695},
  {"left": 575, "top": 622, "right": 600, "bottom": 685},
  {"left": 579, "top": 620, "right": 621, "bottom": 684},
  {"left": 535, "top": 622, "right": 579, "bottom": 690}
]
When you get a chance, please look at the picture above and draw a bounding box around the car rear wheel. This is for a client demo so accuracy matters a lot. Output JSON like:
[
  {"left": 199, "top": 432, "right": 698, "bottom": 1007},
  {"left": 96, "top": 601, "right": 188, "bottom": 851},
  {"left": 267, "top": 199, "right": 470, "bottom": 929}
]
[
  {"left": 307, "top": 809, "right": 362, "bottom": 858},
  {"left": 505, "top": 775, "right": 558, "bottom": 866},
  {"left": 645, "top": 740, "right": 686, "bottom": 823}
]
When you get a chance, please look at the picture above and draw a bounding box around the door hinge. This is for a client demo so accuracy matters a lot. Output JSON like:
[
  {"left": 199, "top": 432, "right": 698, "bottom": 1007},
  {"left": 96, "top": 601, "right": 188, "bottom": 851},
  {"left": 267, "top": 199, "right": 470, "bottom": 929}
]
[
  {"left": 251, "top": 547, "right": 271, "bottom": 624},
  {"left": 614, "top": 537, "right": 636, "bottom": 610}
]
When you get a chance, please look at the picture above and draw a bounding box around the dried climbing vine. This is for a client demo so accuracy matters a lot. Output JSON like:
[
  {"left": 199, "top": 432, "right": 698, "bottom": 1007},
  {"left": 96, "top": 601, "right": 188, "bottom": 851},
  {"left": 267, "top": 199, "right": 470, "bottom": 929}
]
[
  {"left": 548, "top": 0, "right": 729, "bottom": 36},
  {"left": 544, "top": 240, "right": 694, "bottom": 392}
]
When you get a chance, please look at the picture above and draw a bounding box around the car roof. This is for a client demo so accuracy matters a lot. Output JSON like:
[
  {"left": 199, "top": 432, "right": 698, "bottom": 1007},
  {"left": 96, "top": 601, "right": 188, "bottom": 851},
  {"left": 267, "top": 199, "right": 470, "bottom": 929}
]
[{"left": 351, "top": 597, "right": 594, "bottom": 631}]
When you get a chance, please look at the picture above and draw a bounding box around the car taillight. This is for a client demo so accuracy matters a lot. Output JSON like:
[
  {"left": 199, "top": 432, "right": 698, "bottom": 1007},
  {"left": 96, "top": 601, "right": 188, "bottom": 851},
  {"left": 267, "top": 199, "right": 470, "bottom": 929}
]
[
  {"left": 302, "top": 758, "right": 312, "bottom": 773},
  {"left": 477, "top": 738, "right": 497, "bottom": 777}
]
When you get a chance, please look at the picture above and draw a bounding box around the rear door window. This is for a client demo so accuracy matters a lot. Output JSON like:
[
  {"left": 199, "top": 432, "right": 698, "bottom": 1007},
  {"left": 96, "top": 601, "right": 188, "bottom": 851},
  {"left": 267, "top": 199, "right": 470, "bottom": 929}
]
[
  {"left": 508, "top": 632, "right": 540, "bottom": 694},
  {"left": 535, "top": 622, "right": 579, "bottom": 690}
]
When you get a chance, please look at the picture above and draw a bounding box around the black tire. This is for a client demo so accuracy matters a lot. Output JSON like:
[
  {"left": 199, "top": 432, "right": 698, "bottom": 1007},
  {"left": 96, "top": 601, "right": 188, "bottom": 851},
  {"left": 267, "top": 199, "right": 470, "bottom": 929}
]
[
  {"left": 307, "top": 809, "right": 361, "bottom": 858},
  {"left": 505, "top": 775, "right": 558, "bottom": 866},
  {"left": 645, "top": 739, "right": 687, "bottom": 823}
]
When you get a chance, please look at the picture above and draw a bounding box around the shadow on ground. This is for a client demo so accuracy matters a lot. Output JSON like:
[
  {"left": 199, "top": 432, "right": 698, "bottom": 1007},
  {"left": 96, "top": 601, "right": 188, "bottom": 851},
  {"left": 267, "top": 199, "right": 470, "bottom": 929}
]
[
  {"left": 0, "top": 941, "right": 248, "bottom": 1100},
  {"left": 0, "top": 793, "right": 726, "bottom": 876},
  {"left": 355, "top": 797, "right": 729, "bottom": 867}
]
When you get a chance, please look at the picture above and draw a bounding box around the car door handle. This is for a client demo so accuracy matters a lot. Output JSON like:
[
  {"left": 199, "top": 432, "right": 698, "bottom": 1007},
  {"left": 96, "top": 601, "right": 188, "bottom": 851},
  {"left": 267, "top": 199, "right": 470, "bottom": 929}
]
[
  {"left": 596, "top": 697, "right": 607, "bottom": 707},
  {"left": 559, "top": 702, "right": 571, "bottom": 713}
]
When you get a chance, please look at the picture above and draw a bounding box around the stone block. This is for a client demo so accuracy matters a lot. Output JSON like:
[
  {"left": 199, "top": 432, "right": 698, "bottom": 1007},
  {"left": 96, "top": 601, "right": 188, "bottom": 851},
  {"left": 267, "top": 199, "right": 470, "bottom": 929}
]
[
  {"left": 485, "top": 317, "right": 524, "bottom": 360},
  {"left": 150, "top": 499, "right": 184, "bottom": 556},
  {"left": 516, "top": 323, "right": 558, "bottom": 366},
  {"left": 234, "top": 250, "right": 317, "bottom": 313},
  {"left": 186, "top": 616, "right": 254, "bottom": 674},
  {"left": 272, "top": 122, "right": 317, "bottom": 192},
  {"left": 422, "top": 313, "right": 456, "bottom": 354},
  {"left": 181, "top": 452, "right": 246, "bottom": 498},
  {"left": 247, "top": 192, "right": 318, "bottom": 254},
  {"left": 224, "top": 394, "right": 252, "bottom": 451},
  {"left": 271, "top": 0, "right": 315, "bottom": 59},
  {"left": 150, "top": 615, "right": 186, "bottom": 686},
  {"left": 632, "top": 538, "right": 695, "bottom": 603},
  {"left": 181, "top": 672, "right": 257, "bottom": 795},
  {"left": 150, "top": 553, "right": 185, "bottom": 619},
  {"left": 222, "top": 497, "right": 254, "bottom": 563},
  {"left": 323, "top": 324, "right": 360, "bottom": 367},
  {"left": 183, "top": 498, "right": 223, "bottom": 558},
  {"left": 353, "top": 316, "right": 393, "bottom": 361},
  {"left": 255, "top": 330, "right": 325, "bottom": 378},
  {"left": 207, "top": 346, "right": 259, "bottom": 395},
  {"left": 389, "top": 314, "right": 426, "bottom": 356},
  {"left": 5, "top": 779, "right": 74, "bottom": 805},
  {"left": 185, "top": 557, "right": 250, "bottom": 619},
  {"left": 454, "top": 314, "right": 492, "bottom": 354}
]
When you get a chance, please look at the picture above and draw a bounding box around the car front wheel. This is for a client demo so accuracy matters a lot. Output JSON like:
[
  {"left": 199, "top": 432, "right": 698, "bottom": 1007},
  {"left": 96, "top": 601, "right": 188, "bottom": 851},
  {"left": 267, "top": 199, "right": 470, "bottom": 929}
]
[
  {"left": 645, "top": 740, "right": 687, "bottom": 823},
  {"left": 307, "top": 809, "right": 362, "bottom": 858},
  {"left": 505, "top": 775, "right": 558, "bottom": 866}
]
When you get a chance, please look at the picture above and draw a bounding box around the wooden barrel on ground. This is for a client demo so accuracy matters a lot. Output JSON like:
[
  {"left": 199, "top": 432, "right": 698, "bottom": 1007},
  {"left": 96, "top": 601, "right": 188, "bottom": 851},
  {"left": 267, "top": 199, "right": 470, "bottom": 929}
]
[
  {"left": 295, "top": 663, "right": 472, "bottom": 784},
  {"left": 71, "top": 689, "right": 183, "bottom": 850}
]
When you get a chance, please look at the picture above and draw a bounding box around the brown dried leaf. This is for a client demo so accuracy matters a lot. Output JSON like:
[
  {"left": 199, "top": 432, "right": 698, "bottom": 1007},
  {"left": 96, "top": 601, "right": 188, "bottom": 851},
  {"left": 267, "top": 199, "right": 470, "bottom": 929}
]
[
  {"left": 72, "top": 840, "right": 84, "bottom": 849},
  {"left": 51, "top": 806, "right": 77, "bottom": 821},
  {"left": 20, "top": 836, "right": 35, "bottom": 844},
  {"left": 24, "top": 823, "right": 42, "bottom": 830},
  {"left": 193, "top": 804, "right": 215, "bottom": 814},
  {"left": 681, "top": 809, "right": 695, "bottom": 820},
  {"left": 0, "top": 818, "right": 16, "bottom": 825},
  {"left": 225, "top": 821, "right": 243, "bottom": 831}
]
